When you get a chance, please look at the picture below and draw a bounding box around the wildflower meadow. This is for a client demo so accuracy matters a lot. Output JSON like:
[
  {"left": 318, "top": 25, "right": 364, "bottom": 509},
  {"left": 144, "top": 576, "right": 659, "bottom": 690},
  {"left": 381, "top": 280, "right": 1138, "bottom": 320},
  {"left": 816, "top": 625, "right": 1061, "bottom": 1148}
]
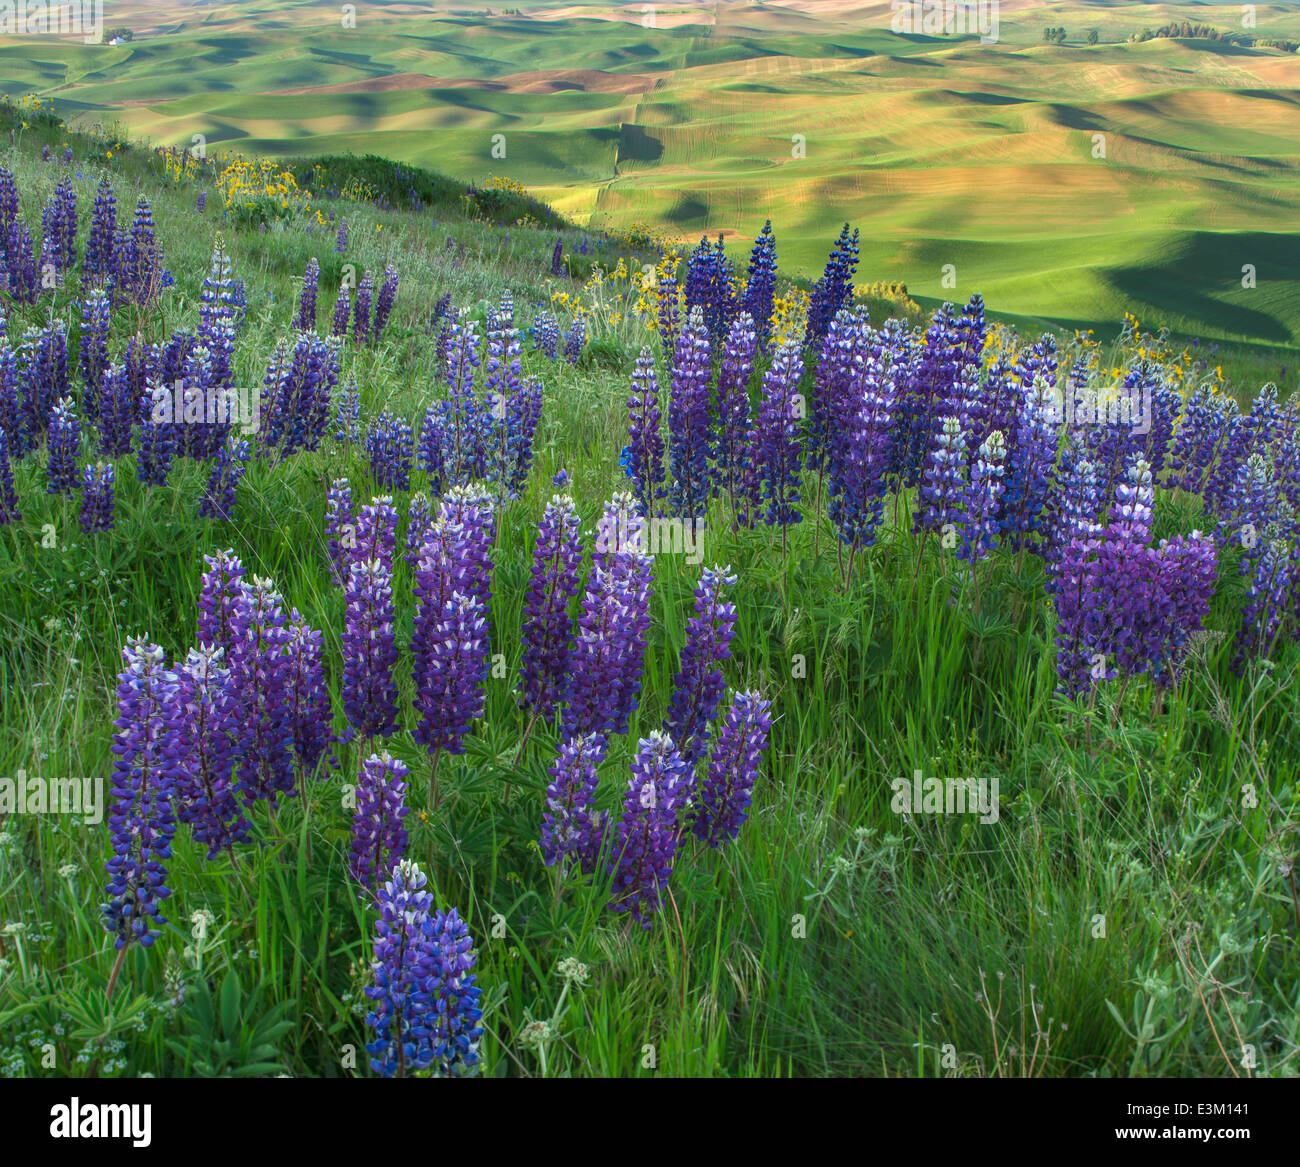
[{"left": 0, "top": 88, "right": 1296, "bottom": 1113}]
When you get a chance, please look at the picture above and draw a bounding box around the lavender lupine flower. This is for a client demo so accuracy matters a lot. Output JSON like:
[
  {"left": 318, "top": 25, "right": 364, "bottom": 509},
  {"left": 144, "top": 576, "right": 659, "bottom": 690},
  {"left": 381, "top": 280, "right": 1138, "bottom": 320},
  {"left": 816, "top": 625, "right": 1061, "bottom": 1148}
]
[
  {"left": 46, "top": 396, "right": 80, "bottom": 496},
  {"left": 41, "top": 178, "right": 76, "bottom": 278},
  {"left": 550, "top": 237, "right": 564, "bottom": 276},
  {"left": 1168, "top": 383, "right": 1228, "bottom": 495},
  {"left": 333, "top": 376, "right": 362, "bottom": 444},
  {"left": 563, "top": 316, "right": 586, "bottom": 365},
  {"left": 958, "top": 430, "right": 1007, "bottom": 565},
  {"left": 683, "top": 236, "right": 737, "bottom": 344},
  {"left": 352, "top": 494, "right": 401, "bottom": 574},
  {"left": 564, "top": 498, "right": 653, "bottom": 740},
  {"left": 417, "top": 404, "right": 446, "bottom": 495},
  {"left": 664, "top": 566, "right": 739, "bottom": 769},
  {"left": 0, "top": 337, "right": 21, "bottom": 457},
  {"left": 502, "top": 375, "right": 542, "bottom": 500},
  {"left": 714, "top": 312, "right": 758, "bottom": 512},
  {"left": 295, "top": 257, "right": 320, "bottom": 332},
  {"left": 335, "top": 220, "right": 348, "bottom": 253},
  {"left": 692, "top": 690, "right": 772, "bottom": 847},
  {"left": 4, "top": 215, "right": 38, "bottom": 302},
  {"left": 405, "top": 492, "right": 434, "bottom": 570},
  {"left": 349, "top": 753, "right": 410, "bottom": 889},
  {"left": 828, "top": 324, "right": 901, "bottom": 554},
  {"left": 78, "top": 460, "right": 115, "bottom": 533},
  {"left": 365, "top": 859, "right": 436, "bottom": 1078},
  {"left": 520, "top": 493, "right": 584, "bottom": 721},
  {"left": 1052, "top": 529, "right": 1106, "bottom": 696},
  {"left": 196, "top": 191, "right": 207, "bottom": 214},
  {"left": 173, "top": 646, "right": 250, "bottom": 858},
  {"left": 331, "top": 287, "right": 351, "bottom": 338},
  {"left": 199, "top": 237, "right": 240, "bottom": 332},
  {"left": 20, "top": 321, "right": 70, "bottom": 443},
  {"left": 438, "top": 483, "right": 496, "bottom": 615},
  {"left": 196, "top": 549, "right": 247, "bottom": 661},
  {"left": 532, "top": 309, "right": 559, "bottom": 360},
  {"left": 261, "top": 332, "right": 340, "bottom": 458},
  {"left": 366, "top": 413, "right": 414, "bottom": 492},
  {"left": 102, "top": 639, "right": 179, "bottom": 951},
  {"left": 325, "top": 477, "right": 356, "bottom": 586},
  {"left": 1233, "top": 536, "right": 1292, "bottom": 673},
  {"left": 417, "top": 906, "right": 484, "bottom": 1078},
  {"left": 742, "top": 220, "right": 777, "bottom": 352},
  {"left": 78, "top": 288, "right": 112, "bottom": 419},
  {"left": 667, "top": 306, "right": 713, "bottom": 517},
  {"left": 353, "top": 270, "right": 375, "bottom": 345},
  {"left": 804, "top": 223, "right": 860, "bottom": 348},
  {"left": 625, "top": 347, "right": 666, "bottom": 517},
  {"left": 287, "top": 610, "right": 332, "bottom": 779},
  {"left": 657, "top": 269, "right": 680, "bottom": 352},
  {"left": 137, "top": 387, "right": 175, "bottom": 487},
  {"left": 121, "top": 196, "right": 164, "bottom": 306},
  {"left": 343, "top": 558, "right": 400, "bottom": 741},
  {"left": 198, "top": 437, "right": 250, "bottom": 521},
  {"left": 0, "top": 428, "right": 21, "bottom": 525},
  {"left": 1045, "top": 440, "right": 1102, "bottom": 591},
  {"left": 1152, "top": 531, "right": 1218, "bottom": 686},
  {"left": 608, "top": 731, "right": 691, "bottom": 927},
  {"left": 748, "top": 340, "right": 804, "bottom": 531},
  {"left": 411, "top": 587, "right": 490, "bottom": 775},
  {"left": 227, "top": 576, "right": 296, "bottom": 807},
  {"left": 540, "top": 733, "right": 606, "bottom": 872},
  {"left": 374, "top": 265, "right": 399, "bottom": 339},
  {"left": 914, "top": 416, "right": 969, "bottom": 542},
  {"left": 83, "top": 174, "right": 117, "bottom": 289},
  {"left": 1000, "top": 375, "right": 1059, "bottom": 551}
]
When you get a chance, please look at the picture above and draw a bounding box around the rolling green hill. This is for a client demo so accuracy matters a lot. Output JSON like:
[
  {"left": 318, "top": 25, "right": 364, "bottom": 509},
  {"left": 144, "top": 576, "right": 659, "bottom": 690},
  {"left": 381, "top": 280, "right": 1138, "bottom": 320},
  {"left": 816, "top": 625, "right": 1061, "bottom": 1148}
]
[{"left": 4, "top": 0, "right": 1299, "bottom": 352}]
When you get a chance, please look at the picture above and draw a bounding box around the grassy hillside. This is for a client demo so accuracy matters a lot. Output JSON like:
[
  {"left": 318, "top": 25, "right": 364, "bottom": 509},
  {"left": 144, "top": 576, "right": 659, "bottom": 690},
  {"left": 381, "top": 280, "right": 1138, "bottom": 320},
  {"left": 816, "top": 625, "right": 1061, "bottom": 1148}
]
[
  {"left": 3, "top": 1, "right": 1298, "bottom": 353},
  {"left": 0, "top": 100, "right": 1298, "bottom": 1082}
]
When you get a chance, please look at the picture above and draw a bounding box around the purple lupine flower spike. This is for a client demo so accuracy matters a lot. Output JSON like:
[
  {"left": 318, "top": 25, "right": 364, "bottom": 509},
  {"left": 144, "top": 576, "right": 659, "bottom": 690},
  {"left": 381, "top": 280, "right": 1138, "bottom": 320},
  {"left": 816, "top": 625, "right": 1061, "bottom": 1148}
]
[
  {"left": 373, "top": 264, "right": 399, "bottom": 340},
  {"left": 417, "top": 906, "right": 484, "bottom": 1078},
  {"left": 609, "top": 731, "right": 691, "bottom": 926},
  {"left": 173, "top": 646, "right": 250, "bottom": 858},
  {"left": 227, "top": 575, "right": 296, "bottom": 807},
  {"left": 0, "top": 428, "right": 21, "bottom": 525},
  {"left": 296, "top": 257, "right": 320, "bottom": 332},
  {"left": 287, "top": 609, "right": 332, "bottom": 780},
  {"left": 197, "top": 549, "right": 247, "bottom": 661},
  {"left": 748, "top": 339, "right": 805, "bottom": 533},
  {"left": 353, "top": 270, "right": 374, "bottom": 345},
  {"left": 46, "top": 396, "right": 80, "bottom": 496},
  {"left": 692, "top": 690, "right": 773, "bottom": 847},
  {"left": 365, "top": 858, "right": 436, "bottom": 1078},
  {"left": 667, "top": 305, "right": 712, "bottom": 518},
  {"left": 958, "top": 429, "right": 1007, "bottom": 564},
  {"left": 625, "top": 347, "right": 666, "bottom": 517},
  {"left": 349, "top": 752, "right": 410, "bottom": 889},
  {"left": 366, "top": 412, "right": 414, "bottom": 492},
  {"left": 342, "top": 558, "right": 400, "bottom": 742},
  {"left": 520, "top": 493, "right": 584, "bottom": 722},
  {"left": 198, "top": 437, "right": 250, "bottom": 520},
  {"left": 540, "top": 733, "right": 607, "bottom": 872},
  {"left": 79, "top": 460, "right": 116, "bottom": 533},
  {"left": 102, "top": 639, "right": 179, "bottom": 951},
  {"left": 664, "top": 566, "right": 739, "bottom": 770},
  {"left": 325, "top": 477, "right": 355, "bottom": 585}
]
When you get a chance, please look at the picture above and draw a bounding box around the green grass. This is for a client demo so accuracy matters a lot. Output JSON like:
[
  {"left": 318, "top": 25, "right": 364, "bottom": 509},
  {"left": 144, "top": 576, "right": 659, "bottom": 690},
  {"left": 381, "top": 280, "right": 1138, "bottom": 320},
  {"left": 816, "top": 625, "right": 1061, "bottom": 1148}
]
[{"left": 0, "top": 98, "right": 1298, "bottom": 1081}]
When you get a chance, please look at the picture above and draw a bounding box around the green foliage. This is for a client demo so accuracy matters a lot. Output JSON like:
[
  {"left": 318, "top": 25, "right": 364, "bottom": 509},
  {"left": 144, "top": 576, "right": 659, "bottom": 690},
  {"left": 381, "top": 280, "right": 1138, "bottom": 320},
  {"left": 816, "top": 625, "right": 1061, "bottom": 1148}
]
[{"left": 165, "top": 970, "right": 295, "bottom": 1077}]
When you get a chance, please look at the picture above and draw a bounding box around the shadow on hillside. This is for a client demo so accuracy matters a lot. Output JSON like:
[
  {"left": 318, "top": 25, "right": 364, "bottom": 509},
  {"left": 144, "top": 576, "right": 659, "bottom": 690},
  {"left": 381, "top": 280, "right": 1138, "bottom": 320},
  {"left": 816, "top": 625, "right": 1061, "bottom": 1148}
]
[{"left": 1110, "top": 231, "right": 1300, "bottom": 344}]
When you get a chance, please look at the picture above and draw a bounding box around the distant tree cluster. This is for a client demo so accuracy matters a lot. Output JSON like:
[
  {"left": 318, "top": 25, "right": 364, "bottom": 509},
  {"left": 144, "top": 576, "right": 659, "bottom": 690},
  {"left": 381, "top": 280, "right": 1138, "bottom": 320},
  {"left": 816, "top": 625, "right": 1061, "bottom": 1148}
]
[
  {"left": 1255, "top": 38, "right": 1299, "bottom": 52},
  {"left": 1087, "top": 28, "right": 1099, "bottom": 45},
  {"left": 104, "top": 27, "right": 133, "bottom": 41},
  {"left": 1131, "top": 23, "right": 1227, "bottom": 42},
  {"left": 1042, "top": 27, "right": 1067, "bottom": 45}
]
